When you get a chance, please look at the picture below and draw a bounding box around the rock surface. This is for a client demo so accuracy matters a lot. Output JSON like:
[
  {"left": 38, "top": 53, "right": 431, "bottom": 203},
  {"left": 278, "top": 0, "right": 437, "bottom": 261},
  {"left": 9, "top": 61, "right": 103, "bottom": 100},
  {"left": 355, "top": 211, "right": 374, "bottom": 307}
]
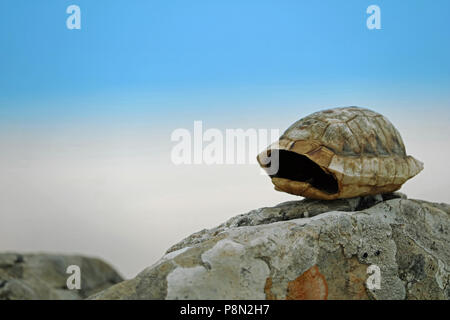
[
  {"left": 91, "top": 193, "right": 450, "bottom": 300},
  {"left": 0, "top": 253, "right": 123, "bottom": 300}
]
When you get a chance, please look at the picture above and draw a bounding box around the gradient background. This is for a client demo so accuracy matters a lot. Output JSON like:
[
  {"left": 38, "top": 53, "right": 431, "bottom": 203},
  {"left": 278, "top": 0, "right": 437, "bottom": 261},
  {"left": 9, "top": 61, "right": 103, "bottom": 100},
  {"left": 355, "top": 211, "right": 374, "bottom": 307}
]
[{"left": 1, "top": 0, "right": 449, "bottom": 278}]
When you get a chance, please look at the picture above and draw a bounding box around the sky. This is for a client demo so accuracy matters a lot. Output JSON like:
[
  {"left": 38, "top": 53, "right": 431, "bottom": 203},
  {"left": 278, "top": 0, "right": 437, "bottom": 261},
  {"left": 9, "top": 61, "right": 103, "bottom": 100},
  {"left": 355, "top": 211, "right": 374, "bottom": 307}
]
[{"left": 0, "top": 1, "right": 449, "bottom": 278}]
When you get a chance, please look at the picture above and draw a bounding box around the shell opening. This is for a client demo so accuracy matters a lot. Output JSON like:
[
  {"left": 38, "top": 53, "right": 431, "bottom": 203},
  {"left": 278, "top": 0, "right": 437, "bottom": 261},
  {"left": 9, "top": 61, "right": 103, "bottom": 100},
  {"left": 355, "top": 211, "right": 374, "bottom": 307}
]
[{"left": 269, "top": 150, "right": 339, "bottom": 195}]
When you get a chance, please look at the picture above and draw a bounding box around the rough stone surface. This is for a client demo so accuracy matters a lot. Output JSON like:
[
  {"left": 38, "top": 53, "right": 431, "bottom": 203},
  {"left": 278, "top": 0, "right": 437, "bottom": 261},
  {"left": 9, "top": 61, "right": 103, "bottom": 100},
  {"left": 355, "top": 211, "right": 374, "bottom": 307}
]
[
  {"left": 0, "top": 253, "right": 123, "bottom": 300},
  {"left": 90, "top": 193, "right": 450, "bottom": 300}
]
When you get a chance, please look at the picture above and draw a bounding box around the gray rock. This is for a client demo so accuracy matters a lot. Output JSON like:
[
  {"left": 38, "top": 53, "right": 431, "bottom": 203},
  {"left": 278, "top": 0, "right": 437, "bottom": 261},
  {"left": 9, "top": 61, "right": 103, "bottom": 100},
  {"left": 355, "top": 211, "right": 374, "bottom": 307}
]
[
  {"left": 90, "top": 193, "right": 449, "bottom": 300},
  {"left": 0, "top": 253, "right": 123, "bottom": 300}
]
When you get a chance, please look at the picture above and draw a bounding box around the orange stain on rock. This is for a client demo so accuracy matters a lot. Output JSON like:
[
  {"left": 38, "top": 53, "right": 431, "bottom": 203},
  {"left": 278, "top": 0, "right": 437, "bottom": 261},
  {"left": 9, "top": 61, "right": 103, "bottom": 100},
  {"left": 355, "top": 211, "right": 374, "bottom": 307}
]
[
  {"left": 264, "top": 277, "right": 276, "bottom": 300},
  {"left": 286, "top": 265, "right": 328, "bottom": 300}
]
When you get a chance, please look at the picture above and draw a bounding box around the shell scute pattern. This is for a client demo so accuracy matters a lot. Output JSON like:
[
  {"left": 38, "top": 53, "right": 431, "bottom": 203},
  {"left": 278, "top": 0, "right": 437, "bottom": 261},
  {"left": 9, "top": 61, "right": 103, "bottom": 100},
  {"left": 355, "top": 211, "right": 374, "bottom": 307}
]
[{"left": 258, "top": 106, "right": 423, "bottom": 200}]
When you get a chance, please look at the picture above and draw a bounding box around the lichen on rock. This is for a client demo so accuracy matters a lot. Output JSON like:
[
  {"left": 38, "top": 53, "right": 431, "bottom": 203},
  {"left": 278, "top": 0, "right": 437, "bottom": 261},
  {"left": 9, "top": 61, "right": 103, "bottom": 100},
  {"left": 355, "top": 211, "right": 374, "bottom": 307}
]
[{"left": 91, "top": 193, "right": 450, "bottom": 300}]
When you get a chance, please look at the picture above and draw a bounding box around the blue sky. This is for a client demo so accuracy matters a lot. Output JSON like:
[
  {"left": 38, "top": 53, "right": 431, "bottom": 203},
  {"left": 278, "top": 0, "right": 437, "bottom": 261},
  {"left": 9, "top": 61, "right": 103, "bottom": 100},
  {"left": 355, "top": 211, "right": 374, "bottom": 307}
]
[{"left": 1, "top": 0, "right": 449, "bottom": 124}]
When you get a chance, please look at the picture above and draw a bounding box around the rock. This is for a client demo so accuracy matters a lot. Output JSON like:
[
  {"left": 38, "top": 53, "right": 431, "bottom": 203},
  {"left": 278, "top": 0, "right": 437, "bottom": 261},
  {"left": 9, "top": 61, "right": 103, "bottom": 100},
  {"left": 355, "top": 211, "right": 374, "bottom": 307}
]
[
  {"left": 0, "top": 253, "right": 123, "bottom": 300},
  {"left": 90, "top": 193, "right": 450, "bottom": 300}
]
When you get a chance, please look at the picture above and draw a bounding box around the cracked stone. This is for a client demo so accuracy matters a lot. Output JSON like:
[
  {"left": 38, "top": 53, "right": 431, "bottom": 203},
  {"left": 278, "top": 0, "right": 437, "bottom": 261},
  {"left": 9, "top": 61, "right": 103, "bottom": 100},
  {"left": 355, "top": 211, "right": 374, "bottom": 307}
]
[{"left": 90, "top": 195, "right": 449, "bottom": 300}]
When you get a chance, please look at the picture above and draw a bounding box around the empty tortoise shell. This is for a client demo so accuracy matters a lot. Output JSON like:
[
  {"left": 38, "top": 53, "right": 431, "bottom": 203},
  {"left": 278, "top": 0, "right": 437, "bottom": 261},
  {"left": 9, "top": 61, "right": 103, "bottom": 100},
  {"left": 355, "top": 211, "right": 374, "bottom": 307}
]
[{"left": 257, "top": 106, "right": 423, "bottom": 200}]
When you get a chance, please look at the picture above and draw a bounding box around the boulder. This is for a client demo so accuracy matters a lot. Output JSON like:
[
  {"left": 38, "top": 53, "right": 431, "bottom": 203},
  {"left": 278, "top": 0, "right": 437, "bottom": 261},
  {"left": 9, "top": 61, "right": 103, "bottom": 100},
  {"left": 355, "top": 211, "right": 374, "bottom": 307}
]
[
  {"left": 0, "top": 253, "right": 123, "bottom": 300},
  {"left": 90, "top": 193, "right": 450, "bottom": 300}
]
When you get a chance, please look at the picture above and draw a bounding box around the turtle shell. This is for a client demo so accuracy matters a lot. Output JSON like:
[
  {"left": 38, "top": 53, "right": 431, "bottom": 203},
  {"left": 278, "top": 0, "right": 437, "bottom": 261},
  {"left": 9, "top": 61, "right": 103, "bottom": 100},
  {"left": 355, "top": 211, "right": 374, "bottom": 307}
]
[{"left": 257, "top": 106, "right": 423, "bottom": 200}]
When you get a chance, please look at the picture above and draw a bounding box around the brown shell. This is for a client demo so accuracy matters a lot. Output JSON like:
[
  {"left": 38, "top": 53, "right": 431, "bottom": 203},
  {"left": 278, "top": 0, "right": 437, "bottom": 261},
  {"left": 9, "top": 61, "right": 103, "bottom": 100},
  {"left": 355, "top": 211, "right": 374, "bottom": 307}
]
[{"left": 257, "top": 106, "right": 423, "bottom": 200}]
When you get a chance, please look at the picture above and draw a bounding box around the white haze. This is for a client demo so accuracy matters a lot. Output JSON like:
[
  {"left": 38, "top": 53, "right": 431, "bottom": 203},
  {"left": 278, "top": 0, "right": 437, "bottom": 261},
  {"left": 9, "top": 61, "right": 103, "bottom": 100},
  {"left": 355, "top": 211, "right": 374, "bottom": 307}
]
[{"left": 0, "top": 114, "right": 449, "bottom": 278}]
